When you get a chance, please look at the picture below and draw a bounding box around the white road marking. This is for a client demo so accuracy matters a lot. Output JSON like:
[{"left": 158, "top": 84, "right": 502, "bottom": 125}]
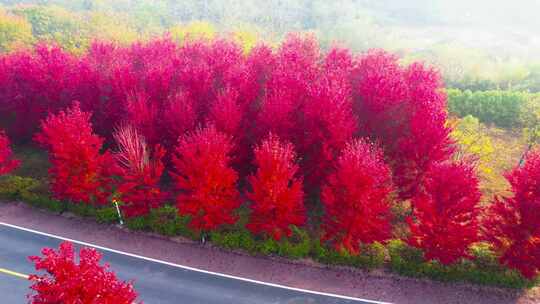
[
  {"left": 0, "top": 268, "right": 28, "bottom": 279},
  {"left": 0, "top": 221, "right": 392, "bottom": 304}
]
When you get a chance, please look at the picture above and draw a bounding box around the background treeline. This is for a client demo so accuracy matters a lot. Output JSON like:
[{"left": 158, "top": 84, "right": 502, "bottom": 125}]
[{"left": 2, "top": 0, "right": 540, "bottom": 92}]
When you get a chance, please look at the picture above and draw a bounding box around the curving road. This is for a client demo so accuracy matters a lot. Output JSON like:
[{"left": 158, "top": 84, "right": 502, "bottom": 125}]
[{"left": 0, "top": 223, "right": 387, "bottom": 304}]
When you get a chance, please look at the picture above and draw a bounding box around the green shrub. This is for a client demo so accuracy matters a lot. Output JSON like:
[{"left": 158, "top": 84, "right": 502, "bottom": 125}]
[
  {"left": 275, "top": 227, "right": 311, "bottom": 259},
  {"left": 147, "top": 205, "right": 197, "bottom": 239},
  {"left": 95, "top": 207, "right": 119, "bottom": 224},
  {"left": 211, "top": 226, "right": 310, "bottom": 259},
  {"left": 255, "top": 237, "right": 279, "bottom": 255},
  {"left": 66, "top": 202, "right": 97, "bottom": 217},
  {"left": 387, "top": 239, "right": 537, "bottom": 288},
  {"left": 21, "top": 191, "right": 63, "bottom": 213},
  {"left": 0, "top": 175, "right": 63, "bottom": 212},
  {"left": 211, "top": 229, "right": 256, "bottom": 253},
  {"left": 125, "top": 216, "right": 149, "bottom": 231},
  {"left": 312, "top": 240, "right": 386, "bottom": 269},
  {"left": 0, "top": 175, "right": 40, "bottom": 200},
  {"left": 447, "top": 89, "right": 536, "bottom": 129},
  {"left": 67, "top": 202, "right": 120, "bottom": 225}
]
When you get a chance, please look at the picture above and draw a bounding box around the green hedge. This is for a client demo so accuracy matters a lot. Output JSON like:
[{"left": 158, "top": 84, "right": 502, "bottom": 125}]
[
  {"left": 447, "top": 89, "right": 540, "bottom": 129},
  {"left": 0, "top": 174, "right": 537, "bottom": 289},
  {"left": 388, "top": 240, "right": 537, "bottom": 288}
]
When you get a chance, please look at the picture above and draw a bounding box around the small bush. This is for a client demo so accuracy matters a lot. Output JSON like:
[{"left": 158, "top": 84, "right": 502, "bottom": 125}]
[
  {"left": 22, "top": 192, "right": 64, "bottom": 213},
  {"left": 275, "top": 227, "right": 311, "bottom": 259},
  {"left": 0, "top": 175, "right": 39, "bottom": 200},
  {"left": 147, "top": 205, "right": 195, "bottom": 239},
  {"left": 0, "top": 44, "right": 83, "bottom": 141},
  {"left": 312, "top": 240, "right": 386, "bottom": 269},
  {"left": 0, "top": 175, "right": 64, "bottom": 212},
  {"left": 211, "top": 229, "right": 257, "bottom": 253},
  {"left": 125, "top": 215, "right": 149, "bottom": 231},
  {"left": 95, "top": 207, "right": 119, "bottom": 224},
  {"left": 66, "top": 202, "right": 98, "bottom": 218}
]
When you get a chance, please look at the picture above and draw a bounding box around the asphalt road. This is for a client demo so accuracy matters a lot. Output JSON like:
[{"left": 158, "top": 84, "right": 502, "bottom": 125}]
[{"left": 0, "top": 224, "right": 385, "bottom": 304}]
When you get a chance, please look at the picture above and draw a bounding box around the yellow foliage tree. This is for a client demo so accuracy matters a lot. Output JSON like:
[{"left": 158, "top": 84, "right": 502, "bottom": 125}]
[
  {"left": 231, "top": 27, "right": 258, "bottom": 54},
  {"left": 169, "top": 21, "right": 216, "bottom": 43},
  {"left": 450, "top": 115, "right": 513, "bottom": 202},
  {"left": 12, "top": 5, "right": 90, "bottom": 54},
  {"left": 88, "top": 12, "right": 138, "bottom": 45},
  {"left": 0, "top": 9, "right": 34, "bottom": 52}
]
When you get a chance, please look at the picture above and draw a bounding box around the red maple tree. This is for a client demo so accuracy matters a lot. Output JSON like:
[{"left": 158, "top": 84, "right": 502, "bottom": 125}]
[
  {"left": 321, "top": 138, "right": 394, "bottom": 254},
  {"left": 28, "top": 241, "right": 140, "bottom": 304},
  {"left": 484, "top": 149, "right": 540, "bottom": 278},
  {"left": 247, "top": 134, "right": 305, "bottom": 240},
  {"left": 171, "top": 124, "right": 240, "bottom": 231},
  {"left": 408, "top": 161, "right": 481, "bottom": 265},
  {"left": 35, "top": 102, "right": 115, "bottom": 205}
]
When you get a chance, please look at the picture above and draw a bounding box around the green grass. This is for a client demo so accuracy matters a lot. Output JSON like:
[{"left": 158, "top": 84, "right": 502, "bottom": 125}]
[{"left": 11, "top": 145, "right": 49, "bottom": 181}]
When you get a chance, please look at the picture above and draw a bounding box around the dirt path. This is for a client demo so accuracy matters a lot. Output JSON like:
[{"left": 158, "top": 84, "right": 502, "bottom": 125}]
[{"left": 0, "top": 202, "right": 538, "bottom": 304}]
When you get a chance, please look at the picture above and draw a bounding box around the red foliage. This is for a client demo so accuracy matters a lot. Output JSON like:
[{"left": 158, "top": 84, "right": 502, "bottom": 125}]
[
  {"left": 256, "top": 35, "right": 319, "bottom": 145},
  {"left": 163, "top": 92, "right": 197, "bottom": 147},
  {"left": 0, "top": 44, "right": 91, "bottom": 142},
  {"left": 301, "top": 47, "right": 358, "bottom": 187},
  {"left": 3, "top": 36, "right": 533, "bottom": 280},
  {"left": 247, "top": 134, "right": 305, "bottom": 240},
  {"left": 321, "top": 139, "right": 394, "bottom": 254},
  {"left": 0, "top": 130, "right": 19, "bottom": 175},
  {"left": 408, "top": 161, "right": 481, "bottom": 265},
  {"left": 207, "top": 87, "right": 251, "bottom": 171},
  {"left": 114, "top": 125, "right": 166, "bottom": 218},
  {"left": 35, "top": 102, "right": 115, "bottom": 205},
  {"left": 83, "top": 39, "right": 182, "bottom": 140},
  {"left": 28, "top": 241, "right": 140, "bottom": 304},
  {"left": 172, "top": 125, "right": 240, "bottom": 231},
  {"left": 484, "top": 150, "right": 540, "bottom": 278},
  {"left": 255, "top": 38, "right": 359, "bottom": 187},
  {"left": 352, "top": 50, "right": 454, "bottom": 200},
  {"left": 175, "top": 39, "right": 244, "bottom": 124},
  {"left": 125, "top": 91, "right": 161, "bottom": 147},
  {"left": 208, "top": 87, "right": 243, "bottom": 137}
]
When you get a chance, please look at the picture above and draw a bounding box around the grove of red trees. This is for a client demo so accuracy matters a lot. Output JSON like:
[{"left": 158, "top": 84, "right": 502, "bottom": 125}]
[{"left": 0, "top": 35, "right": 537, "bottom": 279}]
